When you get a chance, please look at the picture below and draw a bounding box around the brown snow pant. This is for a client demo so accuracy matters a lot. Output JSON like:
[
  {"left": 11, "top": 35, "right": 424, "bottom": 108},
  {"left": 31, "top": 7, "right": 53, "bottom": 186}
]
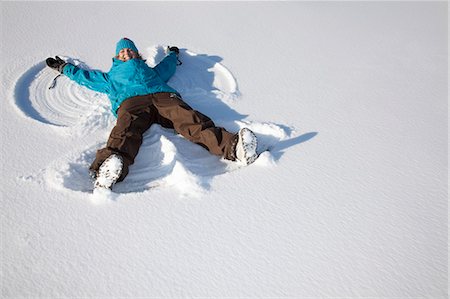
[{"left": 90, "top": 93, "right": 237, "bottom": 181}]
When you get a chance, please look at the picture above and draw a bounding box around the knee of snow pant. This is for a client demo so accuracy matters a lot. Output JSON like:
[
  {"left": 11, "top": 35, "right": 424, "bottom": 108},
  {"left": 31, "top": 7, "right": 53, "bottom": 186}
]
[
  {"left": 107, "top": 110, "right": 133, "bottom": 152},
  {"left": 109, "top": 103, "right": 155, "bottom": 158}
]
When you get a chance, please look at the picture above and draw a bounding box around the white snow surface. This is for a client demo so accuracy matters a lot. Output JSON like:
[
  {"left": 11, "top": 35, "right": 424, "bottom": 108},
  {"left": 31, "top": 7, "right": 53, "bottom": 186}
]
[{"left": 1, "top": 2, "right": 447, "bottom": 298}]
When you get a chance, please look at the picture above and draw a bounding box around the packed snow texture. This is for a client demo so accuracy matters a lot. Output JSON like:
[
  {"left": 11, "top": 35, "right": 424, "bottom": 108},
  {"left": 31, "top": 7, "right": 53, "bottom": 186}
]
[{"left": 1, "top": 2, "right": 447, "bottom": 298}]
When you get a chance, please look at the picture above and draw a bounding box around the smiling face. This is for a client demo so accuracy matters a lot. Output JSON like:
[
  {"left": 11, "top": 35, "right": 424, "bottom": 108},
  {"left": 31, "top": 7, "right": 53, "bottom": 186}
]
[{"left": 117, "top": 48, "right": 139, "bottom": 62}]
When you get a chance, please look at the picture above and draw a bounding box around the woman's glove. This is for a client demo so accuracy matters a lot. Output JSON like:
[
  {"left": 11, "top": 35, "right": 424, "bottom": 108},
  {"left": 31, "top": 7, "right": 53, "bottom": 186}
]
[
  {"left": 167, "top": 46, "right": 180, "bottom": 55},
  {"left": 167, "top": 46, "right": 182, "bottom": 65},
  {"left": 46, "top": 56, "right": 67, "bottom": 73}
]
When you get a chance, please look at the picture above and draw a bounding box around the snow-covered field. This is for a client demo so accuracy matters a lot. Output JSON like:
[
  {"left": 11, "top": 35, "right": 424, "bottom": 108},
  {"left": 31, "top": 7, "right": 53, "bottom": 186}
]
[{"left": 1, "top": 1, "right": 447, "bottom": 297}]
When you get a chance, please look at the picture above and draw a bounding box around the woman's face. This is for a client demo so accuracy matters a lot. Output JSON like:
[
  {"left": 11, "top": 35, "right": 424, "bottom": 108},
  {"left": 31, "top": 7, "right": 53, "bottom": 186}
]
[{"left": 117, "top": 48, "right": 138, "bottom": 62}]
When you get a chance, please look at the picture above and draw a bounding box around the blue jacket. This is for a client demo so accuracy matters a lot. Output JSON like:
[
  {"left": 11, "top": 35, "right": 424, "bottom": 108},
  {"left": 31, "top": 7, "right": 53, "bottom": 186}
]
[{"left": 63, "top": 52, "right": 179, "bottom": 116}]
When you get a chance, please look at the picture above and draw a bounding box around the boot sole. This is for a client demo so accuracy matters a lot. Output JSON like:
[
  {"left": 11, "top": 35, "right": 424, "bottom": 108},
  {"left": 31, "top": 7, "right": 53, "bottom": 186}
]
[
  {"left": 237, "top": 128, "right": 258, "bottom": 165},
  {"left": 94, "top": 154, "right": 123, "bottom": 190}
]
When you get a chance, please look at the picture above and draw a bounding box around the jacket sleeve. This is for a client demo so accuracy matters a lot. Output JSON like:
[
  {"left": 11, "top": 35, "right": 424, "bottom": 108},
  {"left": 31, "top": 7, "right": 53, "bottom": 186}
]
[
  {"left": 153, "top": 51, "right": 178, "bottom": 82},
  {"left": 62, "top": 64, "right": 110, "bottom": 94}
]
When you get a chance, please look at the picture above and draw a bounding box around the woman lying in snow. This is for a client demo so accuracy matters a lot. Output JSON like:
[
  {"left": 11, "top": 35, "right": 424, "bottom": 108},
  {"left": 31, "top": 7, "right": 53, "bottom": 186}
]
[{"left": 46, "top": 38, "right": 258, "bottom": 190}]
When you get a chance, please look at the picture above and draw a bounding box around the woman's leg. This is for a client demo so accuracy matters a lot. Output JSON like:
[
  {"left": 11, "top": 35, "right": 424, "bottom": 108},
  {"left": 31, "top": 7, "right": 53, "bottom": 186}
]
[
  {"left": 151, "top": 93, "right": 236, "bottom": 160},
  {"left": 90, "top": 96, "right": 155, "bottom": 182}
]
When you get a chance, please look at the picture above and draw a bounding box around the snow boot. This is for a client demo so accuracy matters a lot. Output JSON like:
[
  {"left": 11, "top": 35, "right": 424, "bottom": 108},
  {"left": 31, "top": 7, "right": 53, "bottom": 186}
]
[
  {"left": 234, "top": 128, "right": 258, "bottom": 165},
  {"left": 93, "top": 154, "right": 123, "bottom": 190}
]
